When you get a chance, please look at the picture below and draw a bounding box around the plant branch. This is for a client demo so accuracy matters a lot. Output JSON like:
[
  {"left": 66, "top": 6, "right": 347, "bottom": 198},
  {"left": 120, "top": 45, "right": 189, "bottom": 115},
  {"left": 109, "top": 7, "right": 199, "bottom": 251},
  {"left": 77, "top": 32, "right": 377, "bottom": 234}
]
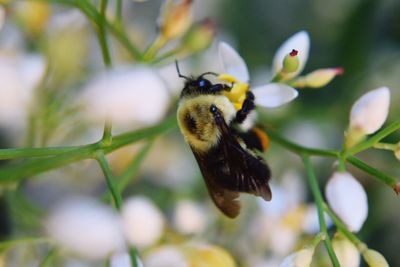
[
  {"left": 302, "top": 154, "right": 340, "bottom": 267},
  {"left": 348, "top": 120, "right": 400, "bottom": 155},
  {"left": 0, "top": 115, "right": 177, "bottom": 183},
  {"left": 96, "top": 151, "right": 122, "bottom": 210}
]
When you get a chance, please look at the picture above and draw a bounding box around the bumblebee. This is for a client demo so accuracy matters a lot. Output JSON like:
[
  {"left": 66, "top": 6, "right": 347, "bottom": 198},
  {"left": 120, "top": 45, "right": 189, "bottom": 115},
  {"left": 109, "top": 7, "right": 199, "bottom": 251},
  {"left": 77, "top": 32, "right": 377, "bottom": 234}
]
[{"left": 176, "top": 63, "right": 272, "bottom": 218}]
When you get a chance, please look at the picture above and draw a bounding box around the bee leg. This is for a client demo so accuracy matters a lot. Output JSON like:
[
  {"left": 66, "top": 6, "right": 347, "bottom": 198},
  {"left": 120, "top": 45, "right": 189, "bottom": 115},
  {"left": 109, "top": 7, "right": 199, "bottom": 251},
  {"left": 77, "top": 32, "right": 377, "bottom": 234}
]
[{"left": 235, "top": 91, "right": 255, "bottom": 123}]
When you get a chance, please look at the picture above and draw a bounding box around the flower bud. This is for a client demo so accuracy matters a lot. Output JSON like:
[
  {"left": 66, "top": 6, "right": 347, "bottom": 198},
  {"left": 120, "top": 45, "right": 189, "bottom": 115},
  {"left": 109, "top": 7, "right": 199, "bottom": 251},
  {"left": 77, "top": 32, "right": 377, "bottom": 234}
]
[
  {"left": 183, "top": 19, "right": 216, "bottom": 53},
  {"left": 325, "top": 172, "right": 368, "bottom": 232},
  {"left": 273, "top": 31, "right": 310, "bottom": 79},
  {"left": 279, "top": 247, "right": 314, "bottom": 267},
  {"left": 15, "top": 1, "right": 51, "bottom": 35},
  {"left": 349, "top": 87, "right": 390, "bottom": 135},
  {"left": 302, "top": 67, "right": 343, "bottom": 88},
  {"left": 332, "top": 234, "right": 360, "bottom": 267},
  {"left": 121, "top": 196, "right": 165, "bottom": 248},
  {"left": 158, "top": 0, "right": 192, "bottom": 40},
  {"left": 362, "top": 249, "right": 389, "bottom": 267},
  {"left": 282, "top": 49, "right": 300, "bottom": 74}
]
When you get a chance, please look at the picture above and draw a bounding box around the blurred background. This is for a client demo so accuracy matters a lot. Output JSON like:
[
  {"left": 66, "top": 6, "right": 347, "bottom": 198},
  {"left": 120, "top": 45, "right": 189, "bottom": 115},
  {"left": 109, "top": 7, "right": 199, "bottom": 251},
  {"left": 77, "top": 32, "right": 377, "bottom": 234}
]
[{"left": 0, "top": 0, "right": 399, "bottom": 266}]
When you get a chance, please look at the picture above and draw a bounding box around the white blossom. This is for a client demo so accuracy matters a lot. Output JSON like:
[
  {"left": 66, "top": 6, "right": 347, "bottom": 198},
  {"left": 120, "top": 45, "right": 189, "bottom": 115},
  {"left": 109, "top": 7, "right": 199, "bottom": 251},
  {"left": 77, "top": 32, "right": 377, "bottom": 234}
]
[
  {"left": 218, "top": 42, "right": 298, "bottom": 108},
  {"left": 279, "top": 247, "right": 314, "bottom": 267},
  {"left": 80, "top": 66, "right": 169, "bottom": 128},
  {"left": 325, "top": 172, "right": 368, "bottom": 232},
  {"left": 273, "top": 31, "right": 310, "bottom": 79},
  {"left": 121, "top": 196, "right": 165, "bottom": 248},
  {"left": 218, "top": 41, "right": 249, "bottom": 82},
  {"left": 173, "top": 200, "right": 207, "bottom": 235},
  {"left": 349, "top": 87, "right": 390, "bottom": 134},
  {"left": 144, "top": 246, "right": 189, "bottom": 267},
  {"left": 252, "top": 83, "right": 298, "bottom": 108},
  {"left": 46, "top": 197, "right": 126, "bottom": 260},
  {"left": 301, "top": 204, "right": 332, "bottom": 234}
]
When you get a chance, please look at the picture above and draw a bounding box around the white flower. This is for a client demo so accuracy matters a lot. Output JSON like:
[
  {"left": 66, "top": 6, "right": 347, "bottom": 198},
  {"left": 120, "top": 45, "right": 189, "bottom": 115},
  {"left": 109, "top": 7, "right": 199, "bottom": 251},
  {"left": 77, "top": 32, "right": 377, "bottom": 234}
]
[
  {"left": 349, "top": 87, "right": 390, "bottom": 134},
  {"left": 0, "top": 54, "right": 46, "bottom": 130},
  {"left": 219, "top": 42, "right": 249, "bottom": 82},
  {"left": 46, "top": 197, "right": 126, "bottom": 260},
  {"left": 332, "top": 236, "right": 360, "bottom": 267},
  {"left": 325, "top": 172, "right": 368, "bottom": 232},
  {"left": 110, "top": 252, "right": 144, "bottom": 267},
  {"left": 144, "top": 246, "right": 189, "bottom": 267},
  {"left": 273, "top": 31, "right": 310, "bottom": 79},
  {"left": 80, "top": 66, "right": 169, "bottom": 128},
  {"left": 218, "top": 42, "right": 298, "bottom": 108},
  {"left": 173, "top": 200, "right": 207, "bottom": 235},
  {"left": 121, "top": 196, "right": 165, "bottom": 248},
  {"left": 279, "top": 247, "right": 314, "bottom": 267}
]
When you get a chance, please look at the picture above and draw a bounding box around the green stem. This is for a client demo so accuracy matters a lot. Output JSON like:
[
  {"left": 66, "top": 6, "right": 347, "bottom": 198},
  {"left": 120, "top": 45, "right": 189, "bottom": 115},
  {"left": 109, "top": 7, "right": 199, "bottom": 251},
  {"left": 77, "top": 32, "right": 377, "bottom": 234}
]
[
  {"left": 302, "top": 154, "right": 340, "bottom": 267},
  {"left": 323, "top": 203, "right": 365, "bottom": 249},
  {"left": 348, "top": 120, "right": 400, "bottom": 155},
  {"left": 115, "top": 0, "right": 122, "bottom": 28},
  {"left": 347, "top": 155, "right": 398, "bottom": 188},
  {"left": 0, "top": 115, "right": 177, "bottom": 183},
  {"left": 51, "top": 0, "right": 141, "bottom": 60},
  {"left": 263, "top": 126, "right": 338, "bottom": 157},
  {"left": 98, "top": 0, "right": 112, "bottom": 67},
  {"left": 0, "top": 237, "right": 50, "bottom": 251},
  {"left": 143, "top": 35, "right": 167, "bottom": 61},
  {"left": 96, "top": 151, "right": 122, "bottom": 210}
]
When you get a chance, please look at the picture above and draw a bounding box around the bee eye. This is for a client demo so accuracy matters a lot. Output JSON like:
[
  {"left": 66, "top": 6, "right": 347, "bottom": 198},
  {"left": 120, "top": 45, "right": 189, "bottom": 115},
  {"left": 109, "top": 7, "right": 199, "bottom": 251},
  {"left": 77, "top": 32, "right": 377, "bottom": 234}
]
[{"left": 210, "top": 104, "right": 218, "bottom": 114}]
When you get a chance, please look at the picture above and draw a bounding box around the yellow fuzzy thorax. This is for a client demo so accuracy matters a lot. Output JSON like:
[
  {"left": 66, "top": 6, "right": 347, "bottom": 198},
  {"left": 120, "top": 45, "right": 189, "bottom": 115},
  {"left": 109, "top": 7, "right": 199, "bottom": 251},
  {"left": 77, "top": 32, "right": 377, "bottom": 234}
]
[
  {"left": 217, "top": 73, "right": 249, "bottom": 111},
  {"left": 177, "top": 94, "right": 236, "bottom": 152}
]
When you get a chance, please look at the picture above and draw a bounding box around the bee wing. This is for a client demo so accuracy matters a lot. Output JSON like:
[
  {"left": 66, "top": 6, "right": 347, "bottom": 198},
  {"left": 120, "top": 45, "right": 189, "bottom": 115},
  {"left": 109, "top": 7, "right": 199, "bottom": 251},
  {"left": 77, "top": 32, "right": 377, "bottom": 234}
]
[
  {"left": 192, "top": 150, "right": 241, "bottom": 218},
  {"left": 190, "top": 115, "right": 271, "bottom": 218},
  {"left": 214, "top": 114, "right": 272, "bottom": 201}
]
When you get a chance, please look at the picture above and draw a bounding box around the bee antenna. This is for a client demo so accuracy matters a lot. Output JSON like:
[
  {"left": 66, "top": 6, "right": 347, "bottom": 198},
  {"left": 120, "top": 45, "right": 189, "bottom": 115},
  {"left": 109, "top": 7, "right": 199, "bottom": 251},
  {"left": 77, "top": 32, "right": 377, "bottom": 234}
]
[
  {"left": 200, "top": 72, "right": 219, "bottom": 78},
  {"left": 175, "top": 60, "right": 190, "bottom": 80}
]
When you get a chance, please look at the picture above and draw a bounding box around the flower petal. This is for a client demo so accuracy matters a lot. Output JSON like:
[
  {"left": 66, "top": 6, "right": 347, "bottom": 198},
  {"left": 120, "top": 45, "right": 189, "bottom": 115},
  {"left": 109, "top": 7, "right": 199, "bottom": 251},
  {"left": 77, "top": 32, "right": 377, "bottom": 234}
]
[
  {"left": 273, "top": 31, "right": 310, "bottom": 78},
  {"left": 349, "top": 87, "right": 390, "bottom": 134},
  {"left": 279, "top": 247, "right": 314, "bottom": 267},
  {"left": 253, "top": 83, "right": 298, "bottom": 108},
  {"left": 332, "top": 236, "right": 360, "bottom": 267},
  {"left": 325, "top": 172, "right": 368, "bottom": 232},
  {"left": 218, "top": 42, "right": 249, "bottom": 82}
]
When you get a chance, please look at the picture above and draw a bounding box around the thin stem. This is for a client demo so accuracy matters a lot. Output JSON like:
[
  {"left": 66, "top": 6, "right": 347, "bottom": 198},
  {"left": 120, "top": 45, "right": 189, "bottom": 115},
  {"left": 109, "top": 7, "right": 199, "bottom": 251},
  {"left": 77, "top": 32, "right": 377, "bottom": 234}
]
[
  {"left": 0, "top": 115, "right": 177, "bottom": 183},
  {"left": 302, "top": 154, "right": 340, "bottom": 267},
  {"left": 347, "top": 155, "right": 398, "bottom": 189},
  {"left": 39, "top": 248, "right": 58, "bottom": 267},
  {"left": 115, "top": 0, "right": 122, "bottom": 28},
  {"left": 323, "top": 203, "right": 365, "bottom": 250},
  {"left": 143, "top": 35, "right": 167, "bottom": 61},
  {"left": 263, "top": 126, "right": 338, "bottom": 157},
  {"left": 98, "top": 0, "right": 112, "bottom": 67},
  {"left": 348, "top": 120, "right": 400, "bottom": 155},
  {"left": 96, "top": 151, "right": 122, "bottom": 210}
]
